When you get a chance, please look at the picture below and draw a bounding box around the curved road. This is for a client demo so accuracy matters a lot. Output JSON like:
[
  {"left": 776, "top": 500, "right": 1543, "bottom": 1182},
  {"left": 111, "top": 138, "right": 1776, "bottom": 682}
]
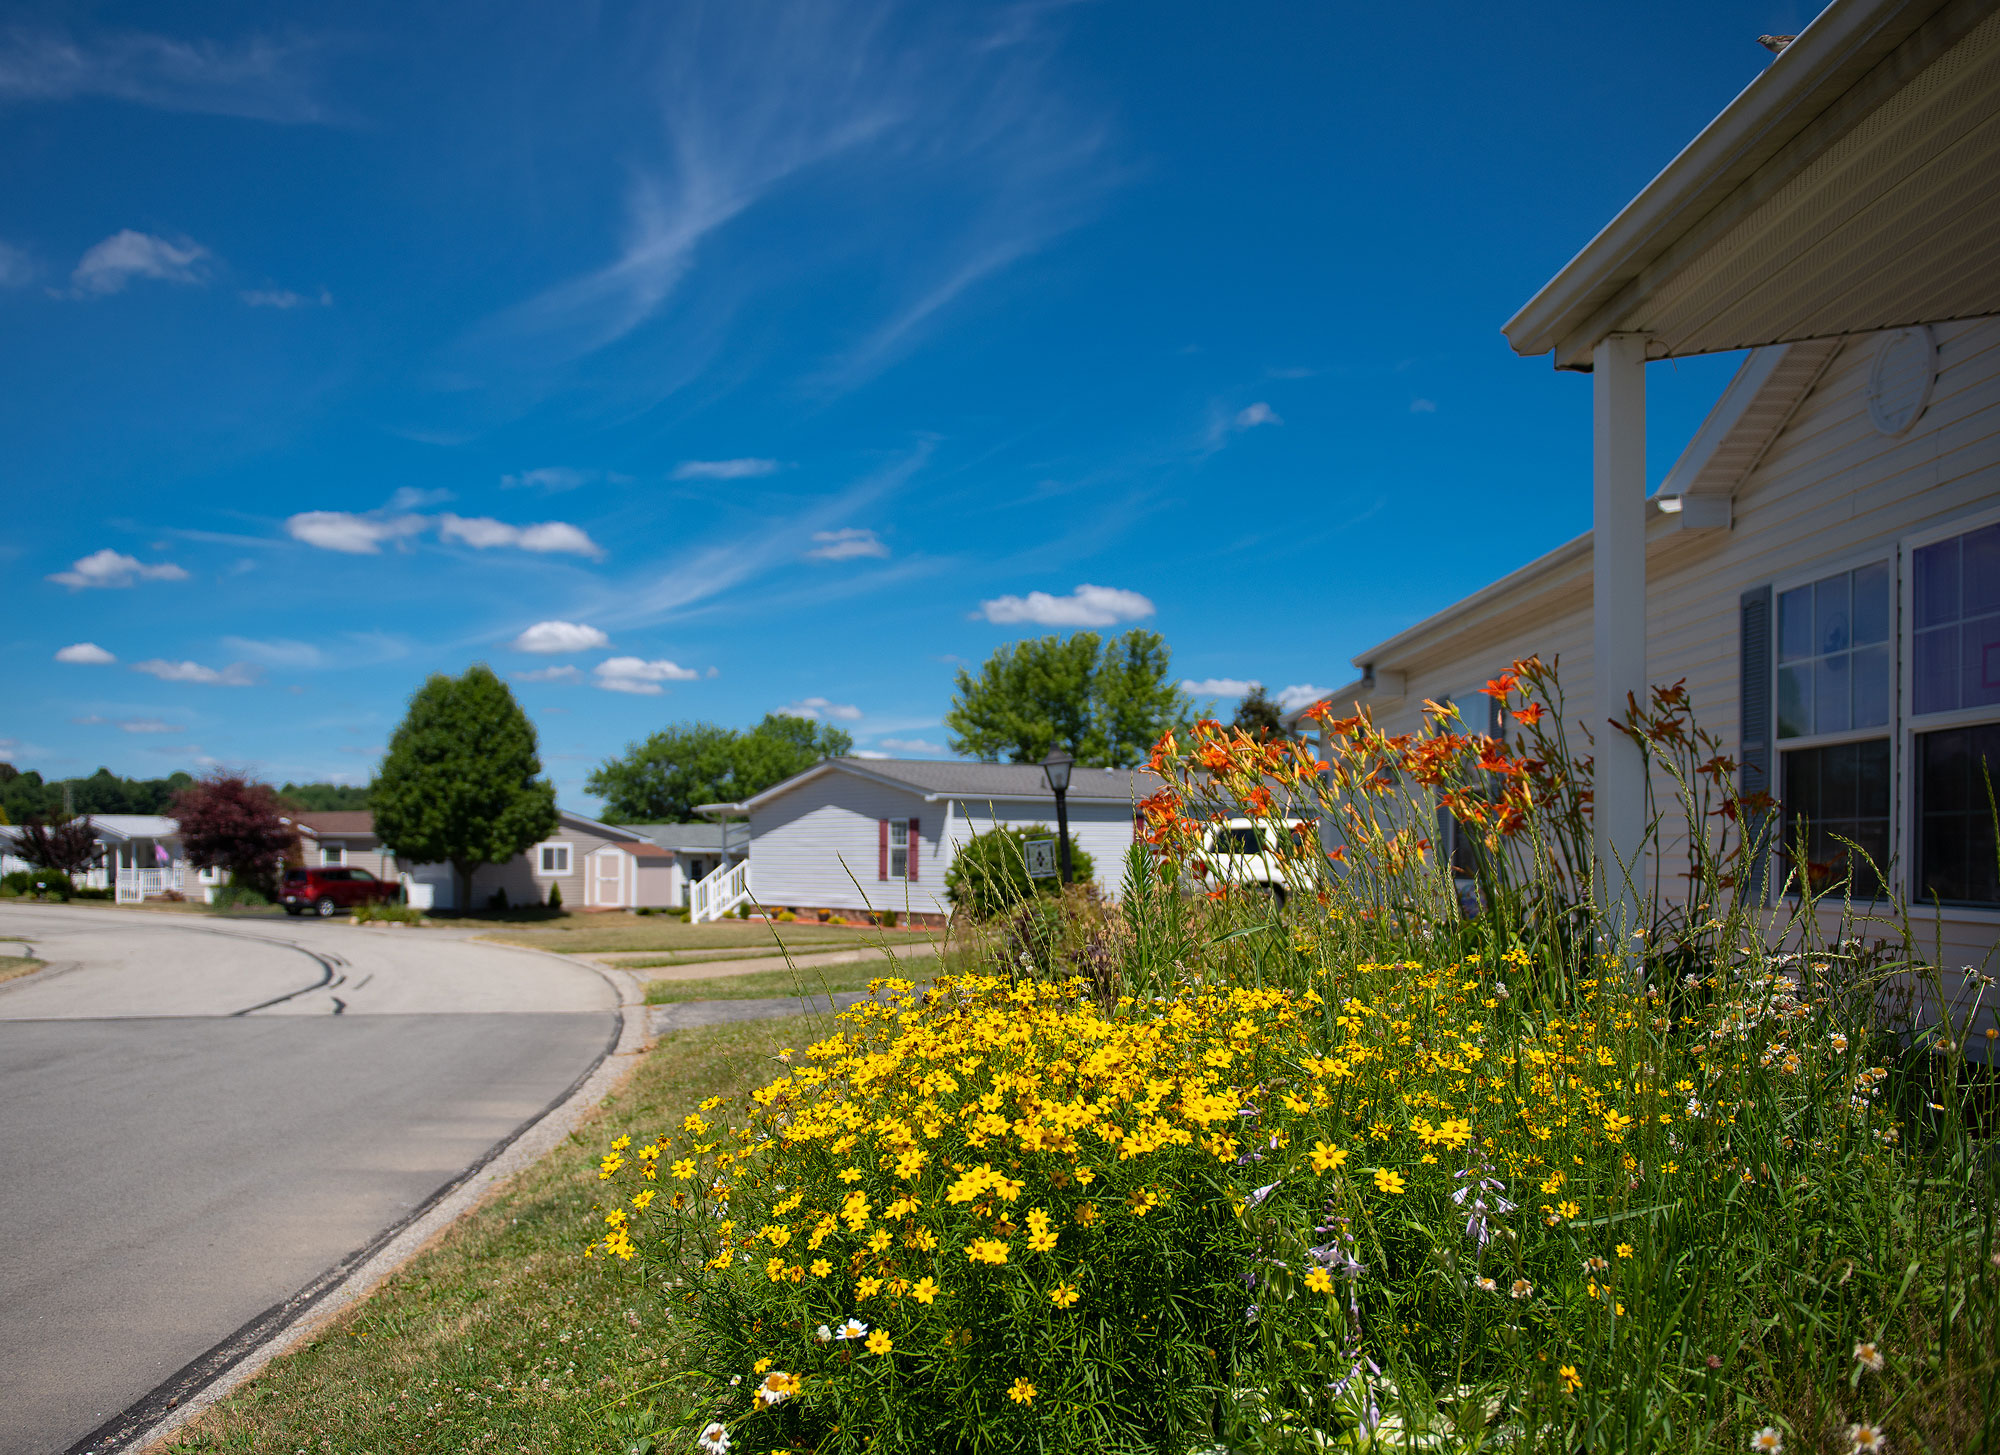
[{"left": 0, "top": 903, "right": 617, "bottom": 1455}]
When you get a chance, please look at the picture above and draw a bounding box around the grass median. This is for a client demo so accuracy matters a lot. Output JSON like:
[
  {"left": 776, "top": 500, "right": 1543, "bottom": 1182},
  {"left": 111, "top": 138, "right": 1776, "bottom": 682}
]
[
  {"left": 163, "top": 1016, "right": 813, "bottom": 1455},
  {"left": 479, "top": 914, "right": 925, "bottom": 957},
  {"left": 641, "top": 958, "right": 943, "bottom": 1004}
]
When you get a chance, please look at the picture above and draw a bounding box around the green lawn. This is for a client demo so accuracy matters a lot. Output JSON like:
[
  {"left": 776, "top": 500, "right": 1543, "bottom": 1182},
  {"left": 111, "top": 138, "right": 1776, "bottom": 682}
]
[
  {"left": 164, "top": 1017, "right": 806, "bottom": 1455},
  {"left": 480, "top": 913, "right": 932, "bottom": 957},
  {"left": 642, "top": 959, "right": 940, "bottom": 1004}
]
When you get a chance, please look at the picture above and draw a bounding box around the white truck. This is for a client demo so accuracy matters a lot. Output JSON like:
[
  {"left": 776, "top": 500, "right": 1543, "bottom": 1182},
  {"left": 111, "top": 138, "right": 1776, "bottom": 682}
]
[{"left": 1194, "top": 818, "right": 1312, "bottom": 905}]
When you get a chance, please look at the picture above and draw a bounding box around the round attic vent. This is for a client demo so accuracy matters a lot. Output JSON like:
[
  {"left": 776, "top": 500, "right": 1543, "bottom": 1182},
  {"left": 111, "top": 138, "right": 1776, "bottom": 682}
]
[{"left": 1866, "top": 325, "right": 1937, "bottom": 437}]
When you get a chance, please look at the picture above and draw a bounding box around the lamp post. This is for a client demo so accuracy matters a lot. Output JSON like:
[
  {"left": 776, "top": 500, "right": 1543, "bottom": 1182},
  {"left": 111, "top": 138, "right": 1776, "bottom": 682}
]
[{"left": 1040, "top": 747, "right": 1074, "bottom": 885}]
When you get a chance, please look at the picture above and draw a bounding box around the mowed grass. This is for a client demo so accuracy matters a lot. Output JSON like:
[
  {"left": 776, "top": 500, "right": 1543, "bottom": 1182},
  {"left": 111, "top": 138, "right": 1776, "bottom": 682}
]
[
  {"left": 642, "top": 958, "right": 942, "bottom": 1004},
  {"left": 479, "top": 913, "right": 925, "bottom": 956},
  {"left": 163, "top": 1017, "right": 809, "bottom": 1455}
]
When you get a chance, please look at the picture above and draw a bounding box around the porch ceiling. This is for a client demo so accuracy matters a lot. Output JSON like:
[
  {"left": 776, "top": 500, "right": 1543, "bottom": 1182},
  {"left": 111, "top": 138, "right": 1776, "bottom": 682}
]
[{"left": 1506, "top": 0, "right": 2000, "bottom": 369}]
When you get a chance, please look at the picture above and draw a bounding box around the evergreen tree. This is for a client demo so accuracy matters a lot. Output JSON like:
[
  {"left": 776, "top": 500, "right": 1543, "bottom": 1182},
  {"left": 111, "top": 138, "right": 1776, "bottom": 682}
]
[
  {"left": 1231, "top": 685, "right": 1287, "bottom": 740},
  {"left": 371, "top": 665, "right": 558, "bottom": 909}
]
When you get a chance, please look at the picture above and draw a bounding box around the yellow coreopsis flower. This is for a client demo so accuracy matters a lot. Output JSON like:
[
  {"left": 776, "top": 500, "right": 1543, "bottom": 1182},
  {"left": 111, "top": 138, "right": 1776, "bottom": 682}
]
[
  {"left": 1310, "top": 1140, "right": 1348, "bottom": 1173},
  {"left": 1373, "top": 1168, "right": 1406, "bottom": 1195}
]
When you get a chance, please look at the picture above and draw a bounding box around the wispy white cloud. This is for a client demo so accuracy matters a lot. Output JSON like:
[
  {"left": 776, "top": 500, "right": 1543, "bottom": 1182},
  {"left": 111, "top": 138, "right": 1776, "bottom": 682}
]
[
  {"left": 132, "top": 658, "right": 257, "bottom": 686},
  {"left": 514, "top": 665, "right": 584, "bottom": 684},
  {"left": 285, "top": 509, "right": 427, "bottom": 555},
  {"left": 117, "top": 718, "right": 184, "bottom": 734},
  {"left": 1182, "top": 677, "right": 1259, "bottom": 698},
  {"left": 69, "top": 229, "right": 209, "bottom": 296},
  {"left": 503, "top": 466, "right": 628, "bottom": 492},
  {"left": 221, "top": 636, "right": 322, "bottom": 668},
  {"left": 876, "top": 736, "right": 943, "bottom": 754},
  {"left": 1276, "top": 683, "right": 1333, "bottom": 712},
  {"left": 48, "top": 549, "right": 189, "bottom": 588},
  {"left": 853, "top": 749, "right": 892, "bottom": 759},
  {"left": 977, "top": 582, "right": 1154, "bottom": 628},
  {"left": 241, "top": 286, "right": 331, "bottom": 308},
  {"left": 595, "top": 656, "right": 700, "bottom": 694},
  {"left": 54, "top": 641, "right": 115, "bottom": 664},
  {"left": 1410, "top": 398, "right": 1437, "bottom": 414},
  {"left": 511, "top": 620, "right": 610, "bottom": 654},
  {"left": 673, "top": 458, "right": 778, "bottom": 481},
  {"left": 1234, "top": 401, "right": 1281, "bottom": 430},
  {"left": 439, "top": 514, "right": 604, "bottom": 559},
  {"left": 0, "top": 27, "right": 332, "bottom": 123},
  {"left": 781, "top": 696, "right": 863, "bottom": 721},
  {"left": 805, "top": 527, "right": 889, "bottom": 561},
  {"left": 0, "top": 240, "right": 33, "bottom": 287}
]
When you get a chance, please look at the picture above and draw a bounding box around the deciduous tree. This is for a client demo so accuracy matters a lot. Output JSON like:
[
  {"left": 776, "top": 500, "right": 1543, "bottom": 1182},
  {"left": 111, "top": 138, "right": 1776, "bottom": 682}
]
[
  {"left": 172, "top": 775, "right": 297, "bottom": 897},
  {"left": 12, "top": 812, "right": 101, "bottom": 877},
  {"left": 372, "top": 665, "right": 559, "bottom": 909},
  {"left": 587, "top": 715, "right": 854, "bottom": 823},
  {"left": 945, "top": 630, "right": 1190, "bottom": 767}
]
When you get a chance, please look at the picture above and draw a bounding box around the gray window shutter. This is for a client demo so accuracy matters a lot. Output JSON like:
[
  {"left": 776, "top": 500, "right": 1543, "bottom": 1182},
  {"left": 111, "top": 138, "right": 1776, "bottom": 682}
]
[{"left": 1739, "top": 585, "right": 1774, "bottom": 905}]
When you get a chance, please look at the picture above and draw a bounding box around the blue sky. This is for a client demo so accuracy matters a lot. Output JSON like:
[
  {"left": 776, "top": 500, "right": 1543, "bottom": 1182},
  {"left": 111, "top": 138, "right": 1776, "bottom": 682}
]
[{"left": 3, "top": 0, "right": 1818, "bottom": 810}]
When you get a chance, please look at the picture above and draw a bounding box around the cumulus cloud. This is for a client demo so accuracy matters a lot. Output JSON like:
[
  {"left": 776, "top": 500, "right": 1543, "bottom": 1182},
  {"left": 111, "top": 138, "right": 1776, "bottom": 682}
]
[
  {"left": 1276, "top": 683, "right": 1334, "bottom": 712},
  {"left": 877, "top": 737, "right": 944, "bottom": 754},
  {"left": 1410, "top": 398, "right": 1437, "bottom": 414},
  {"left": 48, "top": 548, "right": 190, "bottom": 588},
  {"left": 70, "top": 229, "right": 209, "bottom": 295},
  {"left": 241, "top": 286, "right": 331, "bottom": 308},
  {"left": 439, "top": 514, "right": 604, "bottom": 559},
  {"left": 285, "top": 510, "right": 427, "bottom": 555},
  {"left": 594, "top": 657, "right": 699, "bottom": 694},
  {"left": 117, "top": 718, "right": 184, "bottom": 734},
  {"left": 54, "top": 641, "right": 115, "bottom": 664},
  {"left": 1234, "top": 401, "right": 1281, "bottom": 430},
  {"left": 1182, "top": 677, "right": 1260, "bottom": 698},
  {"left": 977, "top": 583, "right": 1155, "bottom": 628},
  {"left": 805, "top": 528, "right": 889, "bottom": 562},
  {"left": 513, "top": 665, "right": 584, "bottom": 684},
  {"left": 131, "top": 658, "right": 257, "bottom": 686},
  {"left": 781, "top": 696, "right": 863, "bottom": 722},
  {"left": 852, "top": 749, "right": 892, "bottom": 759},
  {"left": 511, "top": 620, "right": 610, "bottom": 654},
  {"left": 673, "top": 458, "right": 780, "bottom": 481},
  {"left": 0, "top": 240, "right": 33, "bottom": 287}
]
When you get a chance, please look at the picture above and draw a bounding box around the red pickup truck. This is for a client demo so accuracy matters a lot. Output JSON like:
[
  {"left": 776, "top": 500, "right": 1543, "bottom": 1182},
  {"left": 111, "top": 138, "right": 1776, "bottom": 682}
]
[{"left": 281, "top": 866, "right": 403, "bottom": 916}]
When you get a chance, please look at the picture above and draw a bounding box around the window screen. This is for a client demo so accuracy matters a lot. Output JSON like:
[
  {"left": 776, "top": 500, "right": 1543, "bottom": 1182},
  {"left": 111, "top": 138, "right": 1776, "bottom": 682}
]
[
  {"left": 889, "top": 820, "right": 909, "bottom": 879},
  {"left": 1914, "top": 722, "right": 2000, "bottom": 906},
  {"left": 1780, "top": 739, "right": 1890, "bottom": 898},
  {"left": 1776, "top": 563, "right": 1891, "bottom": 739},
  {"left": 1912, "top": 520, "right": 2000, "bottom": 717}
]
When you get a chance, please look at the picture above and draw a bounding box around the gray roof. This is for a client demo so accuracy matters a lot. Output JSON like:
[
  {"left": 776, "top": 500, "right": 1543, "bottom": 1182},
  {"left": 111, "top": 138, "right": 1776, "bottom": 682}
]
[
  {"left": 620, "top": 822, "right": 731, "bottom": 853},
  {"left": 702, "top": 757, "right": 1162, "bottom": 813}
]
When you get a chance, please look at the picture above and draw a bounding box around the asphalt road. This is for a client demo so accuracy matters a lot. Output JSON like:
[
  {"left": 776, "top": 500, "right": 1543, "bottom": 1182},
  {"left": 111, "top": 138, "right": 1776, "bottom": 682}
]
[{"left": 0, "top": 903, "right": 617, "bottom": 1455}]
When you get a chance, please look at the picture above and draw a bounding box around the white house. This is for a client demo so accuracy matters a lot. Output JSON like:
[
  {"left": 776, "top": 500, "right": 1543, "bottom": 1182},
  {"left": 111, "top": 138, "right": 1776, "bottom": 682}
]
[
  {"left": 0, "top": 815, "right": 215, "bottom": 901},
  {"left": 694, "top": 758, "right": 1162, "bottom": 923},
  {"left": 1288, "top": 0, "right": 2000, "bottom": 1017}
]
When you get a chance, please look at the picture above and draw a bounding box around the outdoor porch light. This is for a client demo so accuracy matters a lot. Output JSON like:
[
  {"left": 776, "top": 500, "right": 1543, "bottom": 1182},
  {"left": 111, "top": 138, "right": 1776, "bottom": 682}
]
[{"left": 1039, "top": 747, "right": 1074, "bottom": 795}]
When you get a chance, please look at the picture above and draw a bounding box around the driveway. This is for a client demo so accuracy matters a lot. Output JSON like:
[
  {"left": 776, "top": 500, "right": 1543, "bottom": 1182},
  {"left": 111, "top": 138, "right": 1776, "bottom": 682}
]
[{"left": 0, "top": 903, "right": 617, "bottom": 1455}]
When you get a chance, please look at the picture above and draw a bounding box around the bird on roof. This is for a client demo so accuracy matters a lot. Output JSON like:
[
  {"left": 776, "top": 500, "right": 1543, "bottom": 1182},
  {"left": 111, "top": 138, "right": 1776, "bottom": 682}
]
[{"left": 1757, "top": 34, "right": 1797, "bottom": 53}]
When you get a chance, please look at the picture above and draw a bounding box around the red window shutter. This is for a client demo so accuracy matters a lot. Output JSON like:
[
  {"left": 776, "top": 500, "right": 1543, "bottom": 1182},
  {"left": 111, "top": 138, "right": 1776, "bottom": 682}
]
[
  {"left": 878, "top": 818, "right": 889, "bottom": 881},
  {"left": 908, "top": 819, "right": 920, "bottom": 882}
]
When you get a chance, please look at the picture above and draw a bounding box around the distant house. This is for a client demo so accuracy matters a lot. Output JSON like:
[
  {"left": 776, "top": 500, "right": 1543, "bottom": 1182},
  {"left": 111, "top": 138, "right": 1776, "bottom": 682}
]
[
  {"left": 282, "top": 811, "right": 399, "bottom": 879},
  {"left": 695, "top": 758, "right": 1161, "bottom": 923},
  {"left": 0, "top": 814, "right": 214, "bottom": 902},
  {"left": 395, "top": 809, "right": 665, "bottom": 911},
  {"left": 621, "top": 822, "right": 744, "bottom": 907}
]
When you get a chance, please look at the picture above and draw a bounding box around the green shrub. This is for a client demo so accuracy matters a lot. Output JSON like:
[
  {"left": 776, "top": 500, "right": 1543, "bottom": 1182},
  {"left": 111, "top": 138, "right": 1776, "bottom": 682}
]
[
  {"left": 877, "top": 909, "right": 898, "bottom": 928},
  {"left": 354, "top": 901, "right": 424, "bottom": 925},
  {"left": 548, "top": 881, "right": 563, "bottom": 909},
  {"left": 941, "top": 824, "right": 1093, "bottom": 920},
  {"left": 208, "top": 882, "right": 268, "bottom": 910},
  {"left": 3, "top": 869, "right": 74, "bottom": 900}
]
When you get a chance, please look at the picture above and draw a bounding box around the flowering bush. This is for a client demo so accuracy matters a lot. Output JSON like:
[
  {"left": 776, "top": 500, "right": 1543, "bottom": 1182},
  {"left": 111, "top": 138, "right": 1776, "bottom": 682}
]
[{"left": 594, "top": 662, "right": 2000, "bottom": 1453}]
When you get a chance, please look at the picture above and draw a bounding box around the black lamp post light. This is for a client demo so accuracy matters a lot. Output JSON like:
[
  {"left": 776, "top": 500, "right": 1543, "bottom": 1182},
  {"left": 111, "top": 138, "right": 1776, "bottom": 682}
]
[{"left": 1040, "top": 747, "right": 1074, "bottom": 885}]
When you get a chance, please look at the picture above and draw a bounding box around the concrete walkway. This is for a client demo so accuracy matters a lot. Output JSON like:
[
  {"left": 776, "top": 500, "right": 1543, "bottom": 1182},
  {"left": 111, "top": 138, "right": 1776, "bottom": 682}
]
[
  {"left": 592, "top": 940, "right": 942, "bottom": 982},
  {"left": 648, "top": 989, "right": 873, "bottom": 1032}
]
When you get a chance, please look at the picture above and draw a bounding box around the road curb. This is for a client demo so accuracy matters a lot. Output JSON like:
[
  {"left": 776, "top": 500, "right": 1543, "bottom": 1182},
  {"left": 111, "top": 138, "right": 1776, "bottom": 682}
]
[{"left": 107, "top": 944, "right": 647, "bottom": 1455}]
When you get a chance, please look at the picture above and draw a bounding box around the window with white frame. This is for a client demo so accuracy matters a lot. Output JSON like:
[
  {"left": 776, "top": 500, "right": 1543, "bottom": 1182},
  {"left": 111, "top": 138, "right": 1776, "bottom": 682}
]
[
  {"left": 1775, "top": 560, "right": 1893, "bottom": 898},
  {"left": 887, "top": 819, "right": 909, "bottom": 879},
  {"left": 1908, "top": 518, "right": 2000, "bottom": 906},
  {"left": 321, "top": 842, "right": 346, "bottom": 866},
  {"left": 537, "top": 842, "right": 572, "bottom": 876}
]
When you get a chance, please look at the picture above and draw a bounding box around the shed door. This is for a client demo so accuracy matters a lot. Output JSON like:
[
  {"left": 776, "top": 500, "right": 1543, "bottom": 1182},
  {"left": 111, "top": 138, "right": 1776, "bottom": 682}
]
[{"left": 595, "top": 851, "right": 625, "bottom": 908}]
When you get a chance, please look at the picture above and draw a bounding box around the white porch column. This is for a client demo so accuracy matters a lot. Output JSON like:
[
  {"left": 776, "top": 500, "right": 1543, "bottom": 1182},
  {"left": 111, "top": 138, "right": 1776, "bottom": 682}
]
[{"left": 1592, "top": 334, "right": 1648, "bottom": 938}]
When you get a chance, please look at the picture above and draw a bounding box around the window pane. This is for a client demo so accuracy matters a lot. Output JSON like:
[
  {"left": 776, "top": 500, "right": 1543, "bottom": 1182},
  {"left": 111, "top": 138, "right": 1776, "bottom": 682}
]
[
  {"left": 1815, "top": 574, "right": 1851, "bottom": 656},
  {"left": 1916, "top": 723, "right": 2000, "bottom": 905},
  {"left": 1965, "top": 521, "right": 2000, "bottom": 619},
  {"left": 1914, "top": 537, "right": 1959, "bottom": 631},
  {"left": 890, "top": 822, "right": 908, "bottom": 848},
  {"left": 1913, "top": 626, "right": 1959, "bottom": 716},
  {"left": 1852, "top": 645, "right": 1890, "bottom": 728},
  {"left": 1780, "top": 738, "right": 1890, "bottom": 898},
  {"left": 890, "top": 848, "right": 908, "bottom": 878},
  {"left": 1964, "top": 612, "right": 2000, "bottom": 711},
  {"left": 1778, "top": 585, "right": 1814, "bottom": 661},
  {"left": 1777, "top": 664, "right": 1811, "bottom": 739},
  {"left": 1851, "top": 561, "right": 1890, "bottom": 645},
  {"left": 1813, "top": 653, "right": 1850, "bottom": 735}
]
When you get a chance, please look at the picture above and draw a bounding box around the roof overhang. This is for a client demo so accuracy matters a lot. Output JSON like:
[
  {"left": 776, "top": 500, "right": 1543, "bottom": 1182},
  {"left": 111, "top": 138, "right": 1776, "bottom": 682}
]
[{"left": 1506, "top": 0, "right": 2000, "bottom": 369}]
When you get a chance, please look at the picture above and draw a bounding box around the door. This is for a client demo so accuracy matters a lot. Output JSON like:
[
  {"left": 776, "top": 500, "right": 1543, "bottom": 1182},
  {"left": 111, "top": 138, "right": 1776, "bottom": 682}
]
[{"left": 594, "top": 850, "right": 625, "bottom": 908}]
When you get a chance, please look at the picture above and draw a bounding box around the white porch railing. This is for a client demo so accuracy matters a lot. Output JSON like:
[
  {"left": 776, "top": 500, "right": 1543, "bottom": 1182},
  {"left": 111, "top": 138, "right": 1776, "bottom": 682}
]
[
  {"left": 115, "top": 866, "right": 186, "bottom": 903},
  {"left": 690, "top": 858, "right": 752, "bottom": 923}
]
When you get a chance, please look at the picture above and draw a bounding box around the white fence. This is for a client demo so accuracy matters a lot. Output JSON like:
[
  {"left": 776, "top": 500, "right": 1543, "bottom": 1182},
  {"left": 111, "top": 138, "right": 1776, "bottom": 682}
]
[{"left": 115, "top": 866, "right": 187, "bottom": 903}]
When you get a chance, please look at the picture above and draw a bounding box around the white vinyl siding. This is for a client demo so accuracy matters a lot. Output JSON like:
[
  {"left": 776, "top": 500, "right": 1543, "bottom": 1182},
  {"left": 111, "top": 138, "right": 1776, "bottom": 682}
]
[{"left": 321, "top": 842, "right": 345, "bottom": 867}]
